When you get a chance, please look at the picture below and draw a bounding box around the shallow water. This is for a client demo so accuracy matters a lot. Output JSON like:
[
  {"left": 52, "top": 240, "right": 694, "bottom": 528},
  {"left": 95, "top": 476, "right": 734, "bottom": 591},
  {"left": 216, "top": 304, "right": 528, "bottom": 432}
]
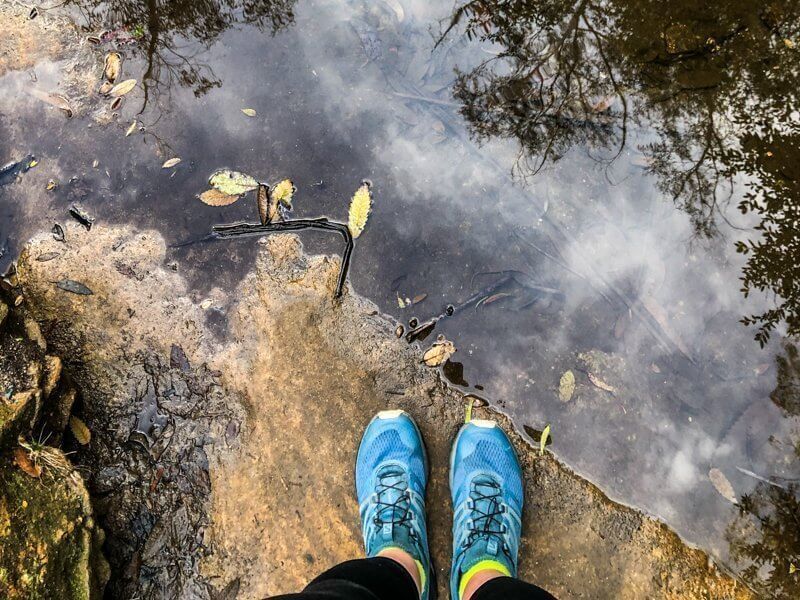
[{"left": 1, "top": 0, "right": 799, "bottom": 595}]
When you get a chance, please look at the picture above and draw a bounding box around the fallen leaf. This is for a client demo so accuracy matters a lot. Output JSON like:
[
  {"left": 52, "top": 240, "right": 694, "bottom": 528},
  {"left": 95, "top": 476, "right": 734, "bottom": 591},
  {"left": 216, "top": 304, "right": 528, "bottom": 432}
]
[
  {"left": 558, "top": 370, "right": 575, "bottom": 402},
  {"left": 13, "top": 448, "right": 41, "bottom": 478},
  {"left": 125, "top": 120, "right": 137, "bottom": 136},
  {"left": 209, "top": 170, "right": 259, "bottom": 196},
  {"left": 348, "top": 182, "right": 372, "bottom": 238},
  {"left": 540, "top": 424, "right": 551, "bottom": 456},
  {"left": 55, "top": 280, "right": 93, "bottom": 295},
  {"left": 588, "top": 372, "right": 616, "bottom": 393},
  {"left": 412, "top": 293, "right": 427, "bottom": 304},
  {"left": 649, "top": 362, "right": 661, "bottom": 373},
  {"left": 200, "top": 299, "right": 212, "bottom": 310},
  {"left": 104, "top": 52, "right": 122, "bottom": 83},
  {"left": 423, "top": 338, "right": 456, "bottom": 367},
  {"left": 28, "top": 159, "right": 38, "bottom": 168},
  {"left": 110, "top": 96, "right": 123, "bottom": 111},
  {"left": 478, "top": 292, "right": 511, "bottom": 308},
  {"left": 257, "top": 184, "right": 270, "bottom": 224},
  {"left": 790, "top": 563, "right": 797, "bottom": 574},
  {"left": 69, "top": 415, "right": 91, "bottom": 445},
  {"left": 754, "top": 363, "right": 770, "bottom": 376},
  {"left": 241, "top": 108, "right": 257, "bottom": 117},
  {"left": 708, "top": 468, "right": 737, "bottom": 504},
  {"left": 92, "top": 159, "right": 99, "bottom": 168},
  {"left": 397, "top": 294, "right": 406, "bottom": 308},
  {"left": 465, "top": 397, "right": 474, "bottom": 423},
  {"left": 46, "top": 179, "right": 58, "bottom": 191},
  {"left": 109, "top": 79, "right": 137, "bottom": 97},
  {"left": 99, "top": 81, "right": 113, "bottom": 95},
  {"left": 36, "top": 252, "right": 60, "bottom": 262},
  {"left": 162, "top": 157, "right": 181, "bottom": 169},
  {"left": 198, "top": 189, "right": 240, "bottom": 206},
  {"left": 785, "top": 38, "right": 796, "bottom": 49},
  {"left": 271, "top": 179, "right": 295, "bottom": 209},
  {"left": 27, "top": 88, "right": 73, "bottom": 117}
]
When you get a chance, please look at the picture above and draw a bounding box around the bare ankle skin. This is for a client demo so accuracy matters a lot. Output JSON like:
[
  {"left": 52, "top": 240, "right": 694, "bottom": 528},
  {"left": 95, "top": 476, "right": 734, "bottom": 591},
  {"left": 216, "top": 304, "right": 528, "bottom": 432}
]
[{"left": 378, "top": 547, "right": 422, "bottom": 597}]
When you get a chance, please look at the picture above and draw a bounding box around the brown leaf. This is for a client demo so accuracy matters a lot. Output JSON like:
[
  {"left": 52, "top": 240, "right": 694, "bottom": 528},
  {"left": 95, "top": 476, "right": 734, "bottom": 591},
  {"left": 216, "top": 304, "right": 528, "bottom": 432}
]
[
  {"left": 198, "top": 189, "right": 240, "bottom": 206},
  {"left": 162, "top": 157, "right": 181, "bottom": 169},
  {"left": 257, "top": 184, "right": 270, "bottom": 225},
  {"left": 412, "top": 293, "right": 427, "bottom": 305},
  {"left": 104, "top": 52, "right": 122, "bottom": 83},
  {"left": 69, "top": 415, "right": 91, "bottom": 445},
  {"left": 27, "top": 88, "right": 73, "bottom": 117},
  {"left": 708, "top": 468, "right": 737, "bottom": 504},
  {"left": 13, "top": 448, "right": 41, "bottom": 478},
  {"left": 588, "top": 372, "right": 616, "bottom": 393},
  {"left": 109, "top": 79, "right": 137, "bottom": 97},
  {"left": 423, "top": 338, "right": 456, "bottom": 367}
]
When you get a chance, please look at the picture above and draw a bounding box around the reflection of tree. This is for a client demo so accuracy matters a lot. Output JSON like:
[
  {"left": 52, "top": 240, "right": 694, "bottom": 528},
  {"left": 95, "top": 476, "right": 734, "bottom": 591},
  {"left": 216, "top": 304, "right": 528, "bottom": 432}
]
[
  {"left": 67, "top": 0, "right": 296, "bottom": 109},
  {"left": 727, "top": 482, "right": 800, "bottom": 600},
  {"left": 442, "top": 0, "right": 800, "bottom": 343}
]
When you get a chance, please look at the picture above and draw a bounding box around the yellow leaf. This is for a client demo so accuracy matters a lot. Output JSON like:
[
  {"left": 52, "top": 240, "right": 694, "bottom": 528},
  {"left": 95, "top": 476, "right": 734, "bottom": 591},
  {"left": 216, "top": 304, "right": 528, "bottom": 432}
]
[
  {"left": 210, "top": 169, "right": 259, "bottom": 196},
  {"left": 539, "top": 424, "right": 550, "bottom": 456},
  {"left": 558, "top": 370, "right": 575, "bottom": 402},
  {"left": 69, "top": 415, "right": 91, "bottom": 445},
  {"left": 28, "top": 159, "right": 39, "bottom": 168},
  {"left": 109, "top": 78, "right": 137, "bottom": 97},
  {"left": 125, "top": 120, "right": 137, "bottom": 136},
  {"left": 785, "top": 38, "right": 796, "bottom": 49},
  {"left": 422, "top": 338, "right": 455, "bottom": 367},
  {"left": 348, "top": 182, "right": 372, "bottom": 238},
  {"left": 271, "top": 179, "right": 295, "bottom": 208},
  {"left": 198, "top": 189, "right": 240, "bottom": 206},
  {"left": 789, "top": 563, "right": 797, "bottom": 574},
  {"left": 241, "top": 108, "right": 257, "bottom": 117},
  {"left": 465, "top": 397, "right": 474, "bottom": 423},
  {"left": 46, "top": 179, "right": 58, "bottom": 191},
  {"left": 162, "top": 157, "right": 181, "bottom": 169},
  {"left": 397, "top": 294, "right": 406, "bottom": 308}
]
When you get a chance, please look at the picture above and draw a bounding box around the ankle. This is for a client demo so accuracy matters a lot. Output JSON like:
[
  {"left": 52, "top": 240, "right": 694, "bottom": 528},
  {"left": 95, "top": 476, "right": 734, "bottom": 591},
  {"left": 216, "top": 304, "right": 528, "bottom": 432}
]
[
  {"left": 378, "top": 547, "right": 422, "bottom": 597},
  {"left": 461, "top": 568, "right": 506, "bottom": 600}
]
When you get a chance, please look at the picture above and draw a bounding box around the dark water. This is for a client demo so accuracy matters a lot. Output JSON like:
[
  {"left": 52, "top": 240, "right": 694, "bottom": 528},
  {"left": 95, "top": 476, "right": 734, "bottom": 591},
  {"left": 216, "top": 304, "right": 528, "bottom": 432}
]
[{"left": 1, "top": 0, "right": 799, "bottom": 596}]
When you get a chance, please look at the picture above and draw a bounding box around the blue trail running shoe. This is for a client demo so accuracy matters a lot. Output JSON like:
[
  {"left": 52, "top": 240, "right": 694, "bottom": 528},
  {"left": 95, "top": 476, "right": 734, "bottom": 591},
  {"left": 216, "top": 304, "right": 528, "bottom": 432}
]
[
  {"left": 356, "top": 410, "right": 433, "bottom": 600},
  {"left": 449, "top": 419, "right": 524, "bottom": 600}
]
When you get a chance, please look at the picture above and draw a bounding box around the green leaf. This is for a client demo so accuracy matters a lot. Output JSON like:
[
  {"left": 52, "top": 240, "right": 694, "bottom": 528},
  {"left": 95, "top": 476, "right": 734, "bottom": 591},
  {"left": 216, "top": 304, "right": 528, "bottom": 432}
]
[
  {"left": 209, "top": 169, "right": 259, "bottom": 196},
  {"left": 539, "top": 424, "right": 550, "bottom": 456}
]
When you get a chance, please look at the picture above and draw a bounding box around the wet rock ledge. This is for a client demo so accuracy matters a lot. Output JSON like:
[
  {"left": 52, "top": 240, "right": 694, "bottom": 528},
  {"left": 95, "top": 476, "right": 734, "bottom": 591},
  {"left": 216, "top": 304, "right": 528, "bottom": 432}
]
[{"left": 1, "top": 223, "right": 754, "bottom": 599}]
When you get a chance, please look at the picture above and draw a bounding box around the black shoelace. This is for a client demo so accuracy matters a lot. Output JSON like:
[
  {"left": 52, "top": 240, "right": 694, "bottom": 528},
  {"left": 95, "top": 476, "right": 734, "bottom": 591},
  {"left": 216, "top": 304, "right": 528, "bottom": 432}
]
[
  {"left": 464, "top": 479, "right": 507, "bottom": 548},
  {"left": 373, "top": 467, "right": 414, "bottom": 530}
]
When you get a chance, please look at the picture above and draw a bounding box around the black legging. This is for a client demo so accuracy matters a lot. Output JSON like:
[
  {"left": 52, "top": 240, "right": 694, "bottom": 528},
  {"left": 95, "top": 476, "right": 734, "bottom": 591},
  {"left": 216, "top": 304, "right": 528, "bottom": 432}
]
[{"left": 269, "top": 556, "right": 558, "bottom": 600}]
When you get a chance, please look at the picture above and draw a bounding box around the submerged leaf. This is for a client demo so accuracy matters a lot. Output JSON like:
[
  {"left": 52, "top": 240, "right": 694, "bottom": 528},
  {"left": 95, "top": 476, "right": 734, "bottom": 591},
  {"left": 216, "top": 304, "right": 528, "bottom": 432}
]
[
  {"left": 397, "top": 294, "right": 406, "bottom": 308},
  {"left": 348, "top": 182, "right": 372, "bottom": 238},
  {"left": 209, "top": 170, "right": 259, "bottom": 196},
  {"left": 422, "top": 337, "right": 456, "bottom": 367},
  {"left": 99, "top": 81, "right": 113, "bottom": 95},
  {"left": 241, "top": 108, "right": 257, "bottom": 117},
  {"left": 558, "top": 370, "right": 575, "bottom": 402},
  {"left": 69, "top": 415, "right": 92, "bottom": 445},
  {"left": 539, "top": 424, "right": 551, "bottom": 456},
  {"left": 27, "top": 88, "right": 73, "bottom": 117},
  {"left": 46, "top": 179, "right": 58, "bottom": 191},
  {"left": 162, "top": 157, "right": 181, "bottom": 169},
  {"left": 110, "top": 79, "right": 137, "bottom": 97},
  {"left": 104, "top": 51, "right": 122, "bottom": 82},
  {"left": 55, "top": 279, "right": 93, "bottom": 295},
  {"left": 198, "top": 189, "right": 240, "bottom": 206},
  {"left": 257, "top": 184, "right": 270, "bottom": 225},
  {"left": 588, "top": 372, "right": 616, "bottom": 393},
  {"left": 708, "top": 468, "right": 737, "bottom": 504},
  {"left": 125, "top": 120, "right": 137, "bottom": 136},
  {"left": 13, "top": 448, "right": 41, "bottom": 478}
]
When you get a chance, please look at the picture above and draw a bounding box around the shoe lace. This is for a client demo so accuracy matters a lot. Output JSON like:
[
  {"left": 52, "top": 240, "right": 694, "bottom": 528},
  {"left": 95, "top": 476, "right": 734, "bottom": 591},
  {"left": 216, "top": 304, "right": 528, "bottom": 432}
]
[
  {"left": 463, "top": 479, "right": 507, "bottom": 550},
  {"left": 373, "top": 467, "right": 414, "bottom": 531}
]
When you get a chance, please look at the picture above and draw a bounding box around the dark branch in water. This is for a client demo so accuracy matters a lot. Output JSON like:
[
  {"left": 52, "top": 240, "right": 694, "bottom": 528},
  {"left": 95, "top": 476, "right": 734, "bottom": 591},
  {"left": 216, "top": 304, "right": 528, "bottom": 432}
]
[{"left": 211, "top": 218, "right": 354, "bottom": 299}]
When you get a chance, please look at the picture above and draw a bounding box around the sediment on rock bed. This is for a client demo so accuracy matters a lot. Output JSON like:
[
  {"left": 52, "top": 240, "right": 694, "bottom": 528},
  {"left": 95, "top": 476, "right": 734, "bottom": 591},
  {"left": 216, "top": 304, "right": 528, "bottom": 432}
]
[{"left": 10, "top": 223, "right": 753, "bottom": 599}]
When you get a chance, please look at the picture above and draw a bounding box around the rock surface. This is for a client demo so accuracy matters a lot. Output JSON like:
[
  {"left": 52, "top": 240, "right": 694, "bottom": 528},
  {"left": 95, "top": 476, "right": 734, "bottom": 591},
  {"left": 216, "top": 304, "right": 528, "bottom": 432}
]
[{"left": 15, "top": 223, "right": 753, "bottom": 599}]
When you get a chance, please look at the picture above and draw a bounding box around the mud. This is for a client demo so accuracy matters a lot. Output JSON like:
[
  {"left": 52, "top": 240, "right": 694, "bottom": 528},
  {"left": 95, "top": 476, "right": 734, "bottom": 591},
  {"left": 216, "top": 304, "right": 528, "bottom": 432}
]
[{"left": 12, "top": 223, "right": 753, "bottom": 599}]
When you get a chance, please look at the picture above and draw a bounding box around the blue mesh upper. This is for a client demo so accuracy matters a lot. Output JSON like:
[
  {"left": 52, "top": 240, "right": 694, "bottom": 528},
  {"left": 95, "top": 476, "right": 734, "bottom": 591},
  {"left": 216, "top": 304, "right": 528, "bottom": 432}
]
[
  {"left": 357, "top": 428, "right": 426, "bottom": 501},
  {"left": 460, "top": 439, "right": 523, "bottom": 508}
]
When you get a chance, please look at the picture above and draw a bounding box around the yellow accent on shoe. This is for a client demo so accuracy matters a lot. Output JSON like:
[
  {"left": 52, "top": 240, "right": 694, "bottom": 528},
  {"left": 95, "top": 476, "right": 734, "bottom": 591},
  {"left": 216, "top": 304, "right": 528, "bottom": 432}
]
[
  {"left": 415, "top": 558, "right": 427, "bottom": 594},
  {"left": 458, "top": 560, "right": 511, "bottom": 600}
]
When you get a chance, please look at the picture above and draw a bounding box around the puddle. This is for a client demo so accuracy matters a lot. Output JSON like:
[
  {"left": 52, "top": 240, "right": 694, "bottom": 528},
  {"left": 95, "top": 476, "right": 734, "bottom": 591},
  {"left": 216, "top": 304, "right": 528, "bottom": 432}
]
[{"left": 1, "top": 0, "right": 799, "bottom": 595}]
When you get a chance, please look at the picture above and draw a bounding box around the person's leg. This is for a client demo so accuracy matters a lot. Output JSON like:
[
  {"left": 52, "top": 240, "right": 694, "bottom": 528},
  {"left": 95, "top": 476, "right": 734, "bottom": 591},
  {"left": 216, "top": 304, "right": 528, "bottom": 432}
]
[
  {"left": 449, "top": 419, "right": 558, "bottom": 600},
  {"left": 271, "top": 410, "right": 432, "bottom": 600}
]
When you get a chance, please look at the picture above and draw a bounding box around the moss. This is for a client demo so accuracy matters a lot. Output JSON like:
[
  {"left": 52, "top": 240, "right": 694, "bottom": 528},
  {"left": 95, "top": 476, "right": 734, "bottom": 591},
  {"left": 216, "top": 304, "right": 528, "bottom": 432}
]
[{"left": 0, "top": 453, "right": 100, "bottom": 599}]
